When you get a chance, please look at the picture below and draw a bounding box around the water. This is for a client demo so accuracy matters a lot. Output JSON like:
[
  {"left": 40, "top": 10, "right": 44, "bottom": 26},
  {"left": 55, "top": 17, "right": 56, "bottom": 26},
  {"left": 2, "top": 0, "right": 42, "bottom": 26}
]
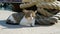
[{"left": 0, "top": 4, "right": 12, "bottom": 11}]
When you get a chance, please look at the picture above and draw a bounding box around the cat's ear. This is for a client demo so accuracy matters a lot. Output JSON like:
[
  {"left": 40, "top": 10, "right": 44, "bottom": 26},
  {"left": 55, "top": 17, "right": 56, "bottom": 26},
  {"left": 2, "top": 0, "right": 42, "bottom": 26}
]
[
  {"left": 23, "top": 9, "right": 28, "bottom": 13},
  {"left": 35, "top": 10, "right": 37, "bottom": 13}
]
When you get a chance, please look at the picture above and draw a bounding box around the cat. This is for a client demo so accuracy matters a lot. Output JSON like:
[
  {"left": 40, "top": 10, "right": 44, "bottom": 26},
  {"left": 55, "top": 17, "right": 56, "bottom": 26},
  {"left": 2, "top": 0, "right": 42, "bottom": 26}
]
[
  {"left": 6, "top": 9, "right": 37, "bottom": 27},
  {"left": 20, "top": 10, "right": 37, "bottom": 26}
]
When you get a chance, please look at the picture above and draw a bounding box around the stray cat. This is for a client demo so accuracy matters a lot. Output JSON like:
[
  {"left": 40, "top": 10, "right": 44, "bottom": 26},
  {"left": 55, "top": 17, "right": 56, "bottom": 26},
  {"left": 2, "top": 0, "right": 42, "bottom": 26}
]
[{"left": 6, "top": 9, "right": 37, "bottom": 27}]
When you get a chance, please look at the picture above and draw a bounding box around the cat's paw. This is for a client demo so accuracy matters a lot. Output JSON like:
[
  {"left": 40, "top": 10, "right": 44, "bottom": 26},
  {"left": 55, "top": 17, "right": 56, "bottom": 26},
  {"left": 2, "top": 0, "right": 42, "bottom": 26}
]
[{"left": 31, "top": 24, "right": 35, "bottom": 27}]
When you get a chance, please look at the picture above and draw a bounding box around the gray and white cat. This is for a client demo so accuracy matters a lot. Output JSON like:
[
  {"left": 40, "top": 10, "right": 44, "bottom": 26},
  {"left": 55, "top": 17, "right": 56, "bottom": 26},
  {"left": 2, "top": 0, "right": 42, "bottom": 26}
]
[{"left": 6, "top": 9, "right": 37, "bottom": 27}]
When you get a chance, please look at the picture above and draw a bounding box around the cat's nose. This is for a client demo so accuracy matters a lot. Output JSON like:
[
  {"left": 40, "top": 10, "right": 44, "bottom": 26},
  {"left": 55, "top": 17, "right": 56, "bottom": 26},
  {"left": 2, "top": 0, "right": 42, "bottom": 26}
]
[
  {"left": 31, "top": 17, "right": 34, "bottom": 20},
  {"left": 28, "top": 17, "right": 34, "bottom": 20}
]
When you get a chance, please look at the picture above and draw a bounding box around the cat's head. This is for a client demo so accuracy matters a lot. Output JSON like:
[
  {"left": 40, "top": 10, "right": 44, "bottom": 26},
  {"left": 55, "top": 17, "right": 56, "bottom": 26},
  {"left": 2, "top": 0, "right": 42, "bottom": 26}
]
[{"left": 23, "top": 9, "right": 37, "bottom": 20}]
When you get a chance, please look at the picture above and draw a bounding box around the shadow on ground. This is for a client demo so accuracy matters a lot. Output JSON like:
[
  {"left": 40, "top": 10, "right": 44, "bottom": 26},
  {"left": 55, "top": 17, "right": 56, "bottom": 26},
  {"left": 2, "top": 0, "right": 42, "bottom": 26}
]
[{"left": 0, "top": 20, "right": 54, "bottom": 29}]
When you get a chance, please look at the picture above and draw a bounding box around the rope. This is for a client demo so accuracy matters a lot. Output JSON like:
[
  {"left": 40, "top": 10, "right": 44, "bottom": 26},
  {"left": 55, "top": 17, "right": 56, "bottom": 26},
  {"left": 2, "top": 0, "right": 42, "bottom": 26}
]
[{"left": 20, "top": 0, "right": 60, "bottom": 17}]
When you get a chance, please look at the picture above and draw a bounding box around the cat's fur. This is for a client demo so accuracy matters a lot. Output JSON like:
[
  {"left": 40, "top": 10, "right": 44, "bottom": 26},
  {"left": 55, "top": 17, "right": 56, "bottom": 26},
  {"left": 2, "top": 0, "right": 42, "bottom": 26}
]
[
  {"left": 20, "top": 10, "right": 37, "bottom": 26},
  {"left": 6, "top": 12, "right": 24, "bottom": 25},
  {"left": 6, "top": 10, "right": 37, "bottom": 26}
]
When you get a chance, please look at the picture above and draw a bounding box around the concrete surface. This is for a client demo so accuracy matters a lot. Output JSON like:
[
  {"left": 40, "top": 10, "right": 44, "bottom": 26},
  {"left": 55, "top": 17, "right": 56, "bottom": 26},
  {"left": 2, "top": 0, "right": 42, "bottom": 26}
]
[{"left": 0, "top": 10, "right": 60, "bottom": 34}]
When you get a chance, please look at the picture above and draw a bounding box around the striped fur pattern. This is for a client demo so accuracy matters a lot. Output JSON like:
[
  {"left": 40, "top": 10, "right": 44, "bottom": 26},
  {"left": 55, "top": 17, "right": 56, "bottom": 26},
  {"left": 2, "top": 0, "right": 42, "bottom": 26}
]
[
  {"left": 51, "top": 12, "right": 60, "bottom": 20},
  {"left": 36, "top": 12, "right": 60, "bottom": 25}
]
